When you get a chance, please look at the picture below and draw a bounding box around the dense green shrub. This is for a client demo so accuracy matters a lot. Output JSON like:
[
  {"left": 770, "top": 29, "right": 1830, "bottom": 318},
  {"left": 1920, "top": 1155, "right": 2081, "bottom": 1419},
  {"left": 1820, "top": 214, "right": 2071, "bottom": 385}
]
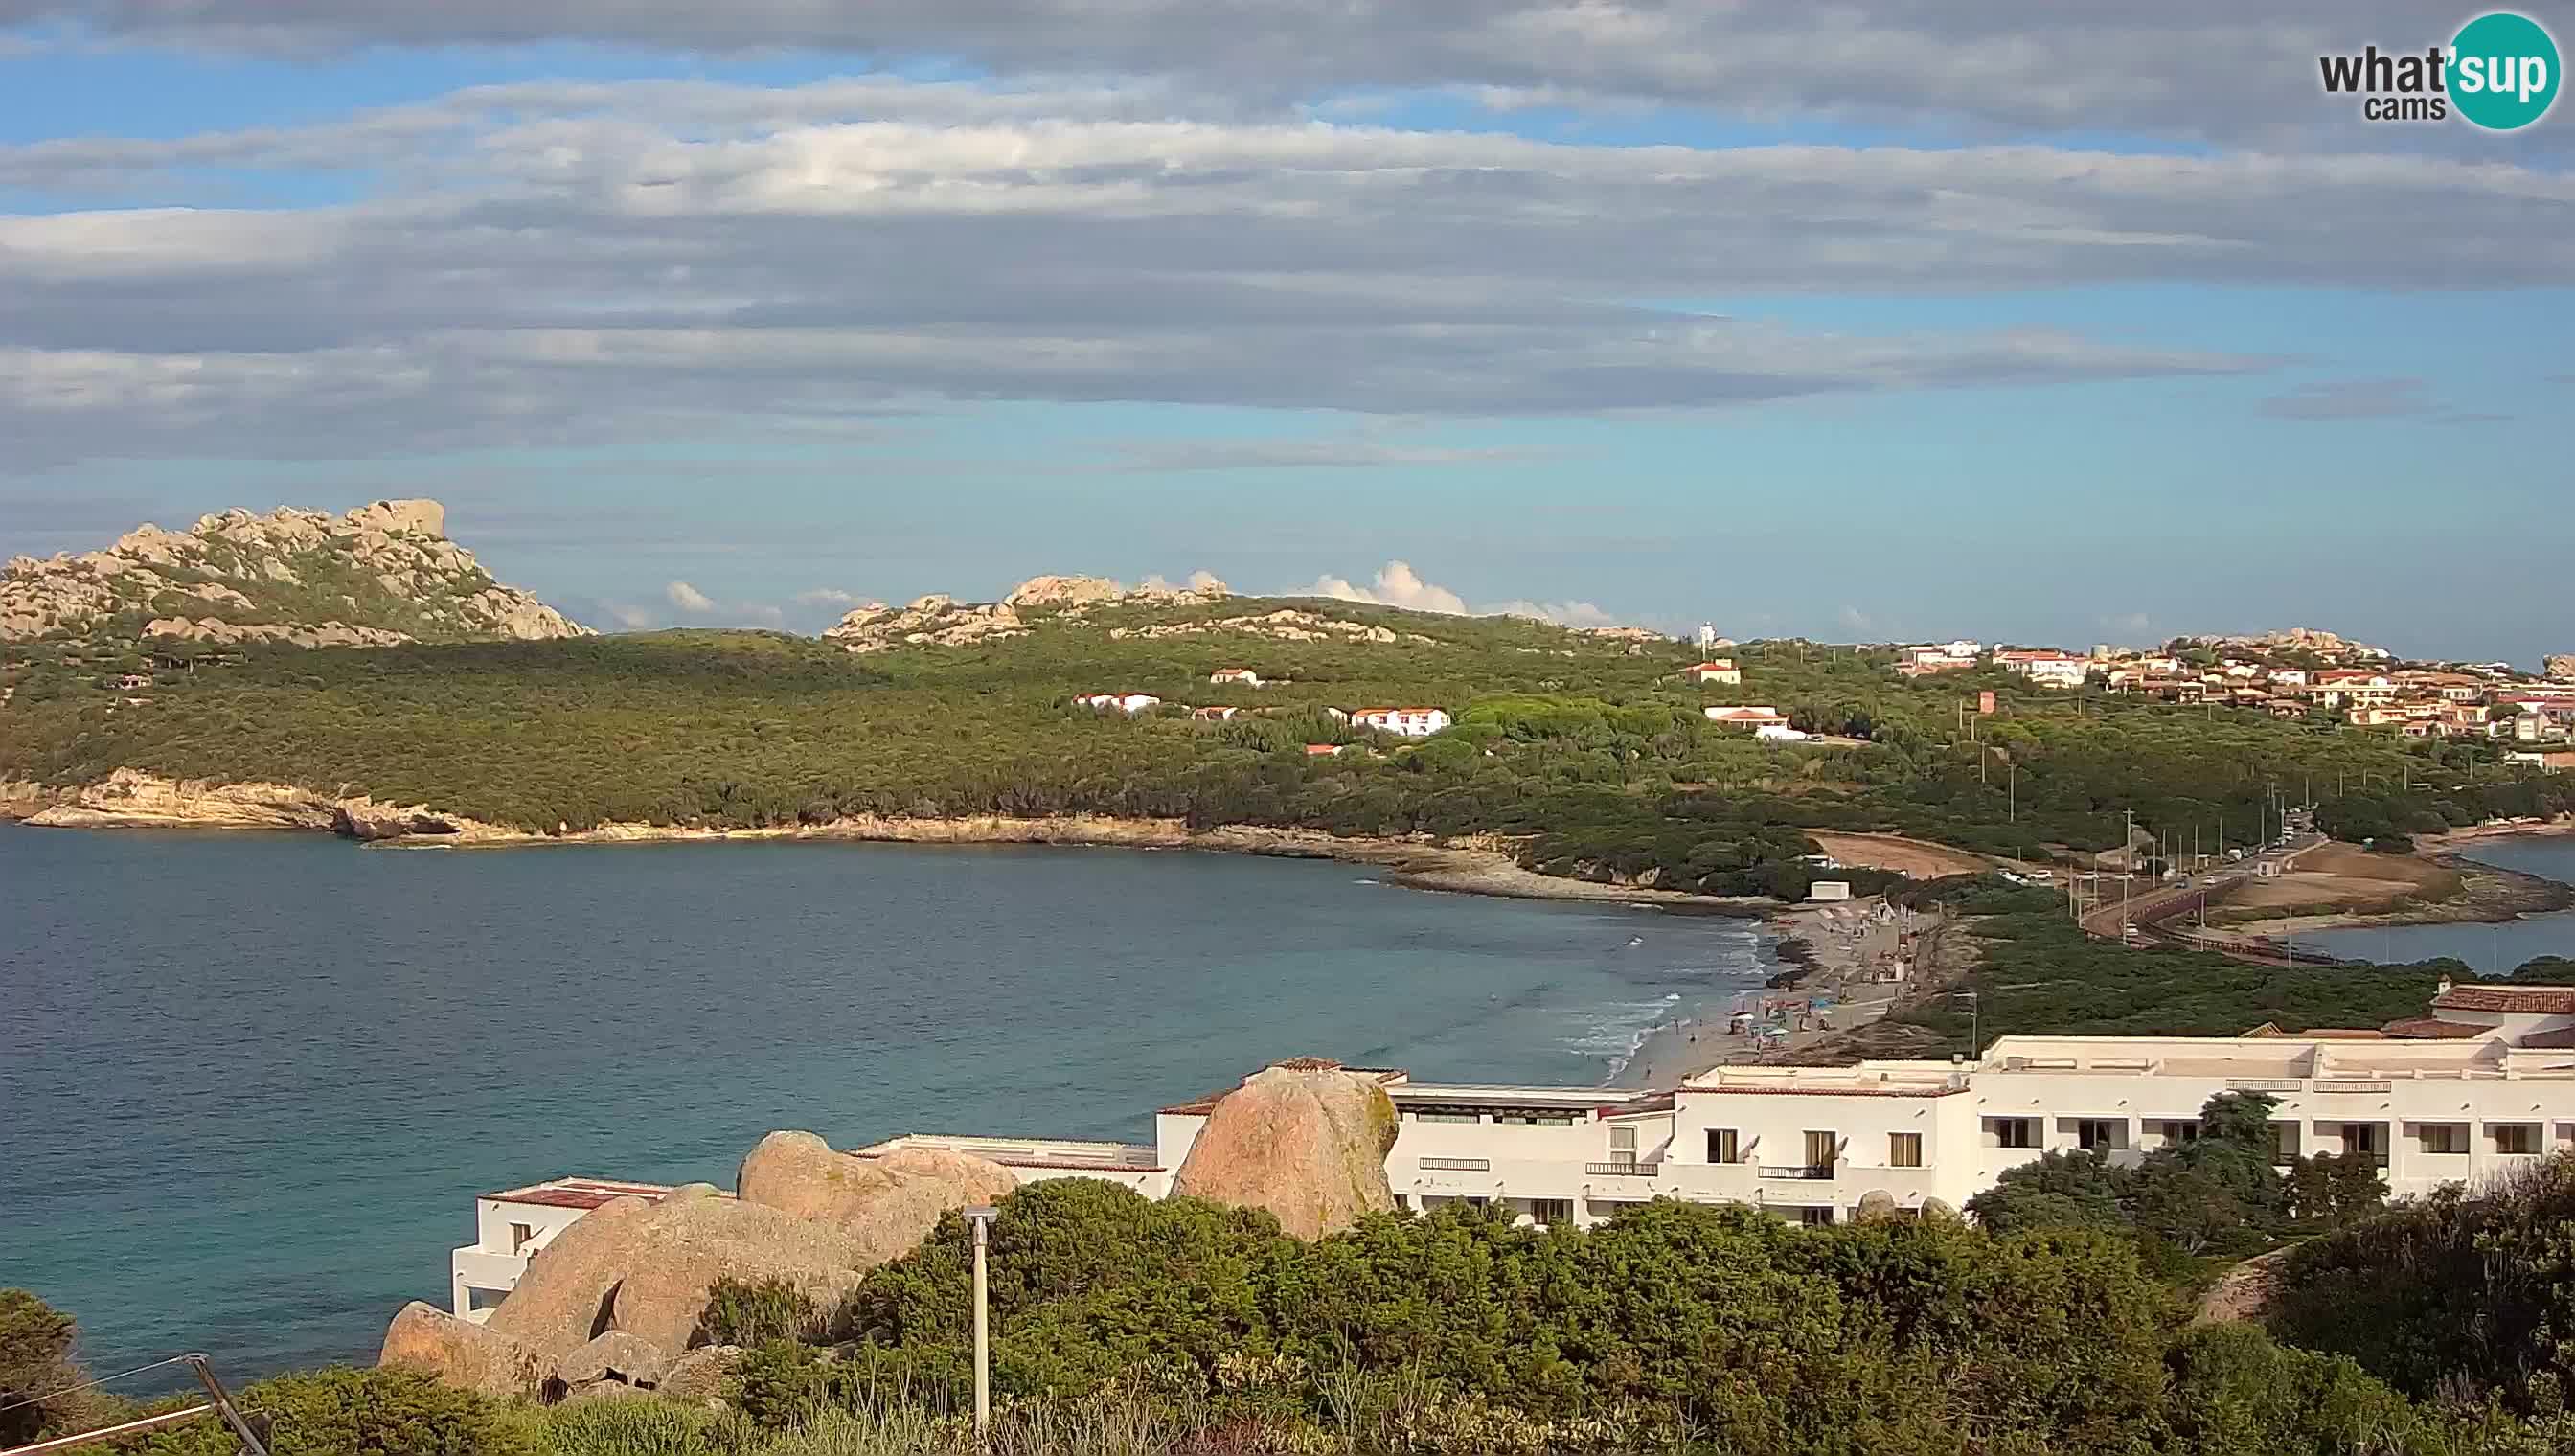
[
  {"left": 128, "top": 1366, "right": 536, "bottom": 1456},
  {"left": 2269, "top": 1154, "right": 2575, "bottom": 1416}
]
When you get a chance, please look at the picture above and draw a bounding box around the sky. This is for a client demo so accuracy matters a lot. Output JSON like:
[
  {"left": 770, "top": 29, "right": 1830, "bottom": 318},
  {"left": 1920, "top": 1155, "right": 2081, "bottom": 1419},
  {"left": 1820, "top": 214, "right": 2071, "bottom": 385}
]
[{"left": 0, "top": 3, "right": 2569, "bottom": 660}]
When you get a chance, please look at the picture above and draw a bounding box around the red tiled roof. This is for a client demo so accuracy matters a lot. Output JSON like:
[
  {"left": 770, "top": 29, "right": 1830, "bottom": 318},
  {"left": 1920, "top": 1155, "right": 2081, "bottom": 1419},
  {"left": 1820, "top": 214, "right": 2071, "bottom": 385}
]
[
  {"left": 2433, "top": 985, "right": 2575, "bottom": 1014},
  {"left": 487, "top": 1178, "right": 679, "bottom": 1210},
  {"left": 2517, "top": 1027, "right": 2575, "bottom": 1049},
  {"left": 1596, "top": 1092, "right": 1677, "bottom": 1117},
  {"left": 2380, "top": 1016, "right": 2496, "bottom": 1040},
  {"left": 1678, "top": 1082, "right": 1969, "bottom": 1099}
]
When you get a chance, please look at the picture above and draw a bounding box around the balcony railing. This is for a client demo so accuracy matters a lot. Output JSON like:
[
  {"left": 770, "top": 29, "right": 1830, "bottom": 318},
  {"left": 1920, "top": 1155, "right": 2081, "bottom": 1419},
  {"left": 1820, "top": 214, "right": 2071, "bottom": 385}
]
[
  {"left": 2314, "top": 1080, "right": 2393, "bottom": 1094},
  {"left": 1584, "top": 1161, "right": 1654, "bottom": 1176},
  {"left": 2225, "top": 1078, "right": 2304, "bottom": 1092},
  {"left": 1757, "top": 1163, "right": 1836, "bottom": 1181},
  {"left": 1417, "top": 1156, "right": 1491, "bottom": 1172}
]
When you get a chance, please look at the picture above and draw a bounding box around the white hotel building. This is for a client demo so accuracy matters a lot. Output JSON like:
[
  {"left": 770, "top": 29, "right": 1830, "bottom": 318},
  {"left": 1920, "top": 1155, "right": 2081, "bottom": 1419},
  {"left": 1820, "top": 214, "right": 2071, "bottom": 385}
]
[{"left": 451, "top": 984, "right": 2575, "bottom": 1312}]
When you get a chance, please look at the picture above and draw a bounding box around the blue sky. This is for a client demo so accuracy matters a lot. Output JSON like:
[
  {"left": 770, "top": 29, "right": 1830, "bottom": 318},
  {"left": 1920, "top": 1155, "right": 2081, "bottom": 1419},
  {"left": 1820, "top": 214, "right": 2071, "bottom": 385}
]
[{"left": 2, "top": 2, "right": 2569, "bottom": 660}]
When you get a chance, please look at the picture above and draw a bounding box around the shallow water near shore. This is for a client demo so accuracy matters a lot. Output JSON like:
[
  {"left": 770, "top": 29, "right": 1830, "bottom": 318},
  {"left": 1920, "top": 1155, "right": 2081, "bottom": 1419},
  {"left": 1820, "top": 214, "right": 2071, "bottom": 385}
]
[
  {"left": 0, "top": 824, "right": 1770, "bottom": 1381},
  {"left": 2306, "top": 835, "right": 2575, "bottom": 970}
]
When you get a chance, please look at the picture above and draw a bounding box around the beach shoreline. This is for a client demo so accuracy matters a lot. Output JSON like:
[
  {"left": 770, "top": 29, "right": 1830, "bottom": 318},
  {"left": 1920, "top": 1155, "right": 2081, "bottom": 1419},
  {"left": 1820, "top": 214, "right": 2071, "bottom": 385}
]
[
  {"left": 1608, "top": 894, "right": 1921, "bottom": 1087},
  {"left": 0, "top": 772, "right": 1774, "bottom": 914}
]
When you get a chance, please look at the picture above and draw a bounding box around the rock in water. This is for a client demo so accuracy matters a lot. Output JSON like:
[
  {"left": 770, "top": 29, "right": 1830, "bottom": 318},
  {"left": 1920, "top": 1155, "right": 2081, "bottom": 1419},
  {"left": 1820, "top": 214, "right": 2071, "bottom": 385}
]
[
  {"left": 484, "top": 1185, "right": 874, "bottom": 1360},
  {"left": 736, "top": 1132, "right": 1017, "bottom": 1265},
  {"left": 377, "top": 1301, "right": 544, "bottom": 1400},
  {"left": 1171, "top": 1059, "right": 1398, "bottom": 1239}
]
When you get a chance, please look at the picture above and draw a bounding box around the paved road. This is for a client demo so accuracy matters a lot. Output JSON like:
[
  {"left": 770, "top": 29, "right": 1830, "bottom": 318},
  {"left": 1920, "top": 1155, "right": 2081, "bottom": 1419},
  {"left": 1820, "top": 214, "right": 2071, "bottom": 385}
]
[{"left": 2076, "top": 833, "right": 2328, "bottom": 948}]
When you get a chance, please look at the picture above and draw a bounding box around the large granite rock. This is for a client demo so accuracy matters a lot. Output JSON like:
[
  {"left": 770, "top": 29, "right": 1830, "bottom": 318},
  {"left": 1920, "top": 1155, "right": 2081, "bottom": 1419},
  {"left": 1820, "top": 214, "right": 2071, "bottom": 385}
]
[
  {"left": 554, "top": 1330, "right": 672, "bottom": 1392},
  {"left": 736, "top": 1132, "right": 1018, "bottom": 1265},
  {"left": 1171, "top": 1059, "right": 1399, "bottom": 1239},
  {"left": 484, "top": 1185, "right": 875, "bottom": 1361},
  {"left": 377, "top": 1301, "right": 543, "bottom": 1400}
]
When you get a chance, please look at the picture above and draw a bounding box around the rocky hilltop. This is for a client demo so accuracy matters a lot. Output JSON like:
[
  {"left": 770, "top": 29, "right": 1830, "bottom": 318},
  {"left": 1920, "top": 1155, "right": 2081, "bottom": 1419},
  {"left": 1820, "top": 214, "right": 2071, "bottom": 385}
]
[
  {"left": 823, "top": 572, "right": 1230, "bottom": 652},
  {"left": 0, "top": 498, "right": 588, "bottom": 647},
  {"left": 2547, "top": 653, "right": 2575, "bottom": 681}
]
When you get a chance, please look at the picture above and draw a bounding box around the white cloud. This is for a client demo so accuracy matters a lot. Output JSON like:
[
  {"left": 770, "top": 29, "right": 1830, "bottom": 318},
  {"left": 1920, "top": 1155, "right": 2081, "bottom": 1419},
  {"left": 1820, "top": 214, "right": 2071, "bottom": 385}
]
[
  {"left": 792, "top": 587, "right": 864, "bottom": 607},
  {"left": 1309, "top": 560, "right": 1471, "bottom": 615},
  {"left": 665, "top": 580, "right": 718, "bottom": 612},
  {"left": 606, "top": 602, "right": 658, "bottom": 629},
  {"left": 1304, "top": 560, "right": 1636, "bottom": 628},
  {"left": 1837, "top": 605, "right": 1875, "bottom": 634}
]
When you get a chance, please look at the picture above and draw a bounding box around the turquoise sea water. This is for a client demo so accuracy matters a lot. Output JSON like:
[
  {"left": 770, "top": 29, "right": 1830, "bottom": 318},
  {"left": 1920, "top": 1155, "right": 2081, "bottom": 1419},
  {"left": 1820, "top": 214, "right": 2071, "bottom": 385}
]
[
  {"left": 2306, "top": 835, "right": 2575, "bottom": 972},
  {"left": 0, "top": 824, "right": 1768, "bottom": 1382}
]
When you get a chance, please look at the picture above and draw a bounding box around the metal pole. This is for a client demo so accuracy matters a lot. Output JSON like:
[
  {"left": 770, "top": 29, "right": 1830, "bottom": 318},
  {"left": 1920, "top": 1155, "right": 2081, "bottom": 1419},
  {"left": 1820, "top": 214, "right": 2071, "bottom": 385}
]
[
  {"left": 186, "top": 1354, "right": 270, "bottom": 1456},
  {"left": 965, "top": 1206, "right": 996, "bottom": 1441}
]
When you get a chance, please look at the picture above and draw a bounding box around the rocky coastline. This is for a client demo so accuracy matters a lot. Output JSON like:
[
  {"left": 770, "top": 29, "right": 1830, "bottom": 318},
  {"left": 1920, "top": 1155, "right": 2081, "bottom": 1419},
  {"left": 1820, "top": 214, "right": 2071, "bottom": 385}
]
[
  {"left": 0, "top": 770, "right": 1771, "bottom": 913},
  {"left": 2203, "top": 827, "right": 2575, "bottom": 944}
]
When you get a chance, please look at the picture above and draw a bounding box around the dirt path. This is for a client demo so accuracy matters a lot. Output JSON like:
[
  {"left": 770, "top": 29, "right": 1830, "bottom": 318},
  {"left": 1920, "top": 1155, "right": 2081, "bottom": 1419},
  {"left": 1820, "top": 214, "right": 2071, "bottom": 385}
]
[{"left": 1806, "top": 831, "right": 1995, "bottom": 878}]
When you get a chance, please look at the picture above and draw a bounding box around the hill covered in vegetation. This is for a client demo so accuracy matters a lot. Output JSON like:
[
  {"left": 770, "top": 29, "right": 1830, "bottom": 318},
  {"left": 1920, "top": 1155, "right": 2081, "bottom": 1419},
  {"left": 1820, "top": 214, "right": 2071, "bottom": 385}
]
[{"left": 4, "top": 583, "right": 2567, "bottom": 899}]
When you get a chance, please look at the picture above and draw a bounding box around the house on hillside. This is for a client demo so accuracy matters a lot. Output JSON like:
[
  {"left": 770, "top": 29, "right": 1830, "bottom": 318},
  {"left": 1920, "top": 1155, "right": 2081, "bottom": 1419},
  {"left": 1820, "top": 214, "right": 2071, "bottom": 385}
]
[
  {"left": 1350, "top": 706, "right": 1450, "bottom": 738},
  {"left": 1996, "top": 650, "right": 2088, "bottom": 689},
  {"left": 1075, "top": 692, "right": 1163, "bottom": 714},
  {"left": 1304, "top": 742, "right": 1352, "bottom": 757},
  {"left": 1687, "top": 660, "right": 1742, "bottom": 685},
  {"left": 1192, "top": 705, "right": 1242, "bottom": 720},
  {"left": 1704, "top": 705, "right": 1791, "bottom": 729},
  {"left": 1209, "top": 668, "right": 1263, "bottom": 687}
]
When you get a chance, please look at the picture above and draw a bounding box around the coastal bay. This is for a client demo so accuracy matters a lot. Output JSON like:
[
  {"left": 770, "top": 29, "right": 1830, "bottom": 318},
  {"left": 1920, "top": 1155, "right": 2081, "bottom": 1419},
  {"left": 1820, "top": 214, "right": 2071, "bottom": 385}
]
[{"left": 0, "top": 823, "right": 1772, "bottom": 1380}]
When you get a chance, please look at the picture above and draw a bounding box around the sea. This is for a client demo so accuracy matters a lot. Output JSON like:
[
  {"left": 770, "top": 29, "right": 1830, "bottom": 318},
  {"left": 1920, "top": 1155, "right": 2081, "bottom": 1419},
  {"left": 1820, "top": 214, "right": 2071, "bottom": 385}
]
[
  {"left": 2307, "top": 834, "right": 2575, "bottom": 972},
  {"left": 0, "top": 824, "right": 1772, "bottom": 1383}
]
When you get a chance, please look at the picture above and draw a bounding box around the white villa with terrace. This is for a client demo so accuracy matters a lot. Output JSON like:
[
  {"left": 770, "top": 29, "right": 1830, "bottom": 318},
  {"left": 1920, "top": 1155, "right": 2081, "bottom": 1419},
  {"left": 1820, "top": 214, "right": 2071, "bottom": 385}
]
[{"left": 449, "top": 983, "right": 2575, "bottom": 1312}]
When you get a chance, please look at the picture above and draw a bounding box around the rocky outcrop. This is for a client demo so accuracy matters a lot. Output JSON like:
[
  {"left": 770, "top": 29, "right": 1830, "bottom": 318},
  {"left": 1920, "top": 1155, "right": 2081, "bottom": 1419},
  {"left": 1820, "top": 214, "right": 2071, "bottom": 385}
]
[
  {"left": 377, "top": 1301, "right": 543, "bottom": 1401},
  {"left": 737, "top": 1132, "right": 1018, "bottom": 1265},
  {"left": 552, "top": 1330, "right": 672, "bottom": 1398},
  {"left": 1, "top": 498, "right": 588, "bottom": 645},
  {"left": 2546, "top": 653, "right": 2575, "bottom": 681},
  {"left": 483, "top": 1185, "right": 877, "bottom": 1361},
  {"left": 823, "top": 596, "right": 1028, "bottom": 653},
  {"left": 1171, "top": 1059, "right": 1399, "bottom": 1240},
  {"left": 13, "top": 769, "right": 509, "bottom": 840},
  {"left": 825, "top": 573, "right": 1233, "bottom": 652},
  {"left": 1107, "top": 608, "right": 1428, "bottom": 646}
]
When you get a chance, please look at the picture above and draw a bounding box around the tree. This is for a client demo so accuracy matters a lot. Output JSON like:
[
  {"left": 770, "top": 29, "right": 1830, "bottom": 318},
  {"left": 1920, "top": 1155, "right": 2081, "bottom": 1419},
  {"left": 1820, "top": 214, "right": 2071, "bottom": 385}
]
[{"left": 0, "top": 1289, "right": 92, "bottom": 1446}]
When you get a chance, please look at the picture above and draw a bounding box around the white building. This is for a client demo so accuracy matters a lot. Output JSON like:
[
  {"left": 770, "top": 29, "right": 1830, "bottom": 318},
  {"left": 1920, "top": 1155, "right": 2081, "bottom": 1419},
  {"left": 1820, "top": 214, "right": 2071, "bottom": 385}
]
[
  {"left": 1350, "top": 706, "right": 1450, "bottom": 738},
  {"left": 1209, "top": 669, "right": 1263, "bottom": 687},
  {"left": 1074, "top": 692, "right": 1162, "bottom": 714},
  {"left": 450, "top": 1177, "right": 683, "bottom": 1321},
  {"left": 1996, "top": 651, "right": 2088, "bottom": 689},
  {"left": 1704, "top": 705, "right": 1789, "bottom": 729},
  {"left": 453, "top": 986, "right": 2575, "bottom": 1277},
  {"left": 1686, "top": 660, "right": 1743, "bottom": 686}
]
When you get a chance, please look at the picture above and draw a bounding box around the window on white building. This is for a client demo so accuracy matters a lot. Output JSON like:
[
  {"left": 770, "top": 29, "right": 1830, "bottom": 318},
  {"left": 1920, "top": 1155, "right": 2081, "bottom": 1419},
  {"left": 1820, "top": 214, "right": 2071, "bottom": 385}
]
[
  {"left": 1803, "top": 1130, "right": 1838, "bottom": 1172},
  {"left": 1607, "top": 1126, "right": 1638, "bottom": 1169},
  {"left": 2150, "top": 1119, "right": 2200, "bottom": 1147},
  {"left": 1988, "top": 1117, "right": 2039, "bottom": 1149},
  {"left": 509, "top": 1222, "right": 536, "bottom": 1253},
  {"left": 2416, "top": 1123, "right": 2467, "bottom": 1155},
  {"left": 2491, "top": 1124, "right": 2541, "bottom": 1156},
  {"left": 2271, "top": 1123, "right": 2302, "bottom": 1162},
  {"left": 1530, "top": 1198, "right": 1574, "bottom": 1228},
  {"left": 1493, "top": 1110, "right": 1582, "bottom": 1126},
  {"left": 1709, "top": 1128, "right": 1743, "bottom": 1164},
  {"left": 2073, "top": 1119, "right": 2126, "bottom": 1151},
  {"left": 2342, "top": 1122, "right": 2389, "bottom": 1162},
  {"left": 1888, "top": 1132, "right": 1923, "bottom": 1169},
  {"left": 1792, "top": 1206, "right": 1835, "bottom": 1227}
]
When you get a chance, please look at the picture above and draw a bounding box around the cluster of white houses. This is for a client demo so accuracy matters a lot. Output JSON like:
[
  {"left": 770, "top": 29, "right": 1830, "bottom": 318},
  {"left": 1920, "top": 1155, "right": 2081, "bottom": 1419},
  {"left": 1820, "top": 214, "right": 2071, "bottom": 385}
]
[
  {"left": 449, "top": 981, "right": 2575, "bottom": 1318},
  {"left": 1074, "top": 677, "right": 1452, "bottom": 739}
]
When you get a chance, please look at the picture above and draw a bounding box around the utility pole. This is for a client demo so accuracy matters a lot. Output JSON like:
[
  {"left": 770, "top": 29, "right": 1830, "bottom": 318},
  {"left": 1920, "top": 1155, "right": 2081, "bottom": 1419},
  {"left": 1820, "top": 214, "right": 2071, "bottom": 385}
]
[{"left": 964, "top": 1206, "right": 998, "bottom": 1441}]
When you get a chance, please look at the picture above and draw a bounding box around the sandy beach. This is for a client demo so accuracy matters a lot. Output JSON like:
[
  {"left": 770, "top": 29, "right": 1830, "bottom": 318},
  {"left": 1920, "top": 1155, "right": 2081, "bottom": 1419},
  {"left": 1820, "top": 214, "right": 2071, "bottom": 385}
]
[{"left": 1610, "top": 893, "right": 1926, "bottom": 1087}]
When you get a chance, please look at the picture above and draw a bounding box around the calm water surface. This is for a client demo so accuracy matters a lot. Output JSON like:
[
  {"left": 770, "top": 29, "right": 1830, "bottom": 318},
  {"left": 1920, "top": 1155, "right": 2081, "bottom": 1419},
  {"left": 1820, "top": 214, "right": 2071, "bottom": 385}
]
[
  {"left": 2307, "top": 834, "right": 2575, "bottom": 971},
  {"left": 0, "top": 825, "right": 1767, "bottom": 1379}
]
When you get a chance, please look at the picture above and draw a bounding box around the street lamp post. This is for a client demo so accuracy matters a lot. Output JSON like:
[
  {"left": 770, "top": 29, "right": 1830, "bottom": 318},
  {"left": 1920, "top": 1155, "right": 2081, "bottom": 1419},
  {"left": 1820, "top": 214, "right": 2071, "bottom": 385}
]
[
  {"left": 1954, "top": 989, "right": 1980, "bottom": 1058},
  {"left": 963, "top": 1205, "right": 999, "bottom": 1441}
]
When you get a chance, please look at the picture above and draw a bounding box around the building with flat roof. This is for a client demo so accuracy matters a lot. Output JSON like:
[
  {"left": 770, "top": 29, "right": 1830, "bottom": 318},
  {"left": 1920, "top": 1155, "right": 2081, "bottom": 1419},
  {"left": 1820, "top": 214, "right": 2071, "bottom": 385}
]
[
  {"left": 451, "top": 1177, "right": 685, "bottom": 1321},
  {"left": 449, "top": 986, "right": 2575, "bottom": 1285}
]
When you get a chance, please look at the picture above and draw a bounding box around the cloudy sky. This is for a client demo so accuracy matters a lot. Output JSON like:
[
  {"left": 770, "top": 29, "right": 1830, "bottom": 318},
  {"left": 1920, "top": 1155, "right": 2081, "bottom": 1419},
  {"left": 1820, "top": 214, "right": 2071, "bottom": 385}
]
[{"left": 1, "top": 3, "right": 2568, "bottom": 658}]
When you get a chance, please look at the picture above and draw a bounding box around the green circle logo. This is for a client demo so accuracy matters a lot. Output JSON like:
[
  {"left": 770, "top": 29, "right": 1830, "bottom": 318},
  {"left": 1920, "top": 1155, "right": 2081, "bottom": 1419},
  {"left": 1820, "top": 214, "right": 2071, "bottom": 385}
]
[{"left": 2451, "top": 12, "right": 2560, "bottom": 130}]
